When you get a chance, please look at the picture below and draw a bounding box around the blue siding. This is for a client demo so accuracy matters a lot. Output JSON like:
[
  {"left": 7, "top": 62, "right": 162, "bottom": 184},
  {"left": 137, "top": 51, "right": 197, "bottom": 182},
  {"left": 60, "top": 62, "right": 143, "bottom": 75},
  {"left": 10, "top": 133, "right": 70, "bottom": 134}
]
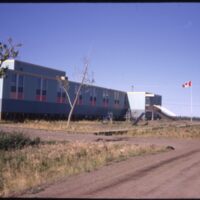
[
  {"left": 0, "top": 60, "right": 128, "bottom": 120},
  {"left": 2, "top": 99, "right": 70, "bottom": 114},
  {"left": 15, "top": 60, "right": 65, "bottom": 78}
]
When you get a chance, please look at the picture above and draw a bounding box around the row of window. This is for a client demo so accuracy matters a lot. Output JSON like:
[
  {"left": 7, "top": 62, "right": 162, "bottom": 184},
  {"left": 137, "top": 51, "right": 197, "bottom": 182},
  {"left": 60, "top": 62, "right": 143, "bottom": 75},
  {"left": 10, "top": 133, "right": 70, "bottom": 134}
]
[
  {"left": 9, "top": 74, "right": 127, "bottom": 108},
  {"left": 76, "top": 95, "right": 121, "bottom": 107}
]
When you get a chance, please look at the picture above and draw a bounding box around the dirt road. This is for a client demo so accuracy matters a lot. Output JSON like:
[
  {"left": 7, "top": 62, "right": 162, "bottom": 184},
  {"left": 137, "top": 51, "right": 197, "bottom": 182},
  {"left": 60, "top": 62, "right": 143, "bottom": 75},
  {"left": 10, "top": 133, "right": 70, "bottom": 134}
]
[{"left": 6, "top": 124, "right": 198, "bottom": 198}]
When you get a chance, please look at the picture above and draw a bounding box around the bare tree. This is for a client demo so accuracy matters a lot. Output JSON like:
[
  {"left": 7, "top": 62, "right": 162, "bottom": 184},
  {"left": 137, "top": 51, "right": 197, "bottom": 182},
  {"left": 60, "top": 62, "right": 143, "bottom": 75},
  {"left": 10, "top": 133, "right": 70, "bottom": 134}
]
[
  {"left": 0, "top": 37, "right": 22, "bottom": 77},
  {"left": 57, "top": 57, "right": 93, "bottom": 128}
]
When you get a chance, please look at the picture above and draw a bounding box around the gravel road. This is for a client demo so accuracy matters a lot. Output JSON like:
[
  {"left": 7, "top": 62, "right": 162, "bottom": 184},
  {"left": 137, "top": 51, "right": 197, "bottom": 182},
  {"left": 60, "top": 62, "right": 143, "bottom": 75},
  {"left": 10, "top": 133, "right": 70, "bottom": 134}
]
[{"left": 1, "top": 125, "right": 200, "bottom": 198}]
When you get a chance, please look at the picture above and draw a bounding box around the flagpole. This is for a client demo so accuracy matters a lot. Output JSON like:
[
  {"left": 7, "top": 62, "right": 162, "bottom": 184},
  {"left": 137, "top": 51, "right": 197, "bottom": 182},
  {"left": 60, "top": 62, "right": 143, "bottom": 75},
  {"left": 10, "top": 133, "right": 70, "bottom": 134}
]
[
  {"left": 190, "top": 85, "right": 193, "bottom": 123},
  {"left": 182, "top": 81, "right": 193, "bottom": 122}
]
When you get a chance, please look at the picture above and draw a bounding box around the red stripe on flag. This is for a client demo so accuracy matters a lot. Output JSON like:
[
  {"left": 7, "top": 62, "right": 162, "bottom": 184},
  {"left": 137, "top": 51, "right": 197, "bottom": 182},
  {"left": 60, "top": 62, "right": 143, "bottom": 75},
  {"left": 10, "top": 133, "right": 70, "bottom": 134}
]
[{"left": 182, "top": 81, "right": 192, "bottom": 88}]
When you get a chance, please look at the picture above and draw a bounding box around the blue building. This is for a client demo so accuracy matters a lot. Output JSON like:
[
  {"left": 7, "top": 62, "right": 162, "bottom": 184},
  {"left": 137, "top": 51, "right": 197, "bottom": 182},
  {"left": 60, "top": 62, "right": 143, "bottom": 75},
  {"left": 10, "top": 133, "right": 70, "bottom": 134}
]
[{"left": 0, "top": 60, "right": 129, "bottom": 120}]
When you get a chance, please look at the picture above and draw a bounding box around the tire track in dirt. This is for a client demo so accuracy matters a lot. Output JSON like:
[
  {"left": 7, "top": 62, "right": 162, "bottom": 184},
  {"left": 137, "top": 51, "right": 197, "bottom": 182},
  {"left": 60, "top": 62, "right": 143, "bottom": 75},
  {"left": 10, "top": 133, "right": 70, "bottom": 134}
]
[
  {"left": 82, "top": 147, "right": 200, "bottom": 198},
  {"left": 83, "top": 148, "right": 200, "bottom": 196},
  {"left": 147, "top": 159, "right": 200, "bottom": 198},
  {"left": 142, "top": 155, "right": 200, "bottom": 197}
]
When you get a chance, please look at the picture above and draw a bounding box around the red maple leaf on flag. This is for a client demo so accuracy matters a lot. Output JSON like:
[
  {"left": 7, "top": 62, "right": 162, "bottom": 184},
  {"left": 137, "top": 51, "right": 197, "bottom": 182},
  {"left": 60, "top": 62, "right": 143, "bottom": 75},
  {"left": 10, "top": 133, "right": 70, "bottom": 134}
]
[{"left": 182, "top": 81, "right": 192, "bottom": 88}]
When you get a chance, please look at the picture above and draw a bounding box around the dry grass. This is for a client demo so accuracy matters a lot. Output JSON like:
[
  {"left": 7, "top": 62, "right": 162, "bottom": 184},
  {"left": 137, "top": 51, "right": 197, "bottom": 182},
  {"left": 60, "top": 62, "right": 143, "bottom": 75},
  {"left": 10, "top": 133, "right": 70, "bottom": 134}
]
[
  {"left": 128, "top": 123, "right": 200, "bottom": 138},
  {"left": 2, "top": 119, "right": 200, "bottom": 138},
  {"left": 0, "top": 141, "right": 166, "bottom": 197},
  {"left": 2, "top": 120, "right": 132, "bottom": 133}
]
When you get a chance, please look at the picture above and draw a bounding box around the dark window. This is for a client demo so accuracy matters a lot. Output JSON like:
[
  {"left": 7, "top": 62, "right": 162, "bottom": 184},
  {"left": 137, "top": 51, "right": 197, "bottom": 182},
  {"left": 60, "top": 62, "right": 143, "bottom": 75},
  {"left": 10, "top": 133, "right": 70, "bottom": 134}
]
[
  {"left": 36, "top": 78, "right": 47, "bottom": 102},
  {"left": 57, "top": 83, "right": 66, "bottom": 104},
  {"left": 18, "top": 87, "right": 23, "bottom": 93},
  {"left": 42, "top": 90, "right": 46, "bottom": 96},
  {"left": 36, "top": 78, "right": 41, "bottom": 101},
  {"left": 11, "top": 86, "right": 16, "bottom": 92},
  {"left": 77, "top": 95, "right": 83, "bottom": 105},
  {"left": 124, "top": 97, "right": 127, "bottom": 106},
  {"left": 17, "top": 75, "right": 24, "bottom": 100},
  {"left": 10, "top": 74, "right": 24, "bottom": 100},
  {"left": 10, "top": 74, "right": 17, "bottom": 99},
  {"left": 103, "top": 98, "right": 109, "bottom": 107},
  {"left": 62, "top": 93, "right": 66, "bottom": 98},
  {"left": 42, "top": 79, "right": 47, "bottom": 102}
]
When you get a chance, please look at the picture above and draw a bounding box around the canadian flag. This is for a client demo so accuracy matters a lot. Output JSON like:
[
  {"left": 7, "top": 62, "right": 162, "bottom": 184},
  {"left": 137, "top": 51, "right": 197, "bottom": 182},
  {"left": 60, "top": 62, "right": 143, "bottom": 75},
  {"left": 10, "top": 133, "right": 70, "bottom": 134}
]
[{"left": 182, "top": 81, "right": 192, "bottom": 88}]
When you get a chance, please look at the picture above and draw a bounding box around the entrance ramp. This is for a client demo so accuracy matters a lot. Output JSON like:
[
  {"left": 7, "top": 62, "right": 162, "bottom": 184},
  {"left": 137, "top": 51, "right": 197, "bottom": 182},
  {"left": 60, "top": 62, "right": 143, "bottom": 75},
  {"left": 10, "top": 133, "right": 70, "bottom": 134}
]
[{"left": 153, "top": 105, "right": 176, "bottom": 117}]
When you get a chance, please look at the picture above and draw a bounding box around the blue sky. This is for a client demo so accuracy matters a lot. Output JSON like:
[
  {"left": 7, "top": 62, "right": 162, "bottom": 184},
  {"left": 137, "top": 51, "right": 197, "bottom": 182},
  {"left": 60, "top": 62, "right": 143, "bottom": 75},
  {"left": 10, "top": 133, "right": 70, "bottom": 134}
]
[{"left": 1, "top": 3, "right": 200, "bottom": 117}]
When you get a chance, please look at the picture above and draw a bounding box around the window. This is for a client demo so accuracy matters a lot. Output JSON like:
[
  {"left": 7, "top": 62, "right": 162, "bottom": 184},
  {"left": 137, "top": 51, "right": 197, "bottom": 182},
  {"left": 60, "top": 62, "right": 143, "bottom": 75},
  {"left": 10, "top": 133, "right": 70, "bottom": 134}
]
[
  {"left": 10, "top": 73, "right": 24, "bottom": 100},
  {"left": 94, "top": 96, "right": 96, "bottom": 105},
  {"left": 90, "top": 96, "right": 93, "bottom": 104},
  {"left": 36, "top": 78, "right": 41, "bottom": 101},
  {"left": 114, "top": 91, "right": 120, "bottom": 108},
  {"left": 102, "top": 90, "right": 109, "bottom": 107},
  {"left": 76, "top": 94, "right": 83, "bottom": 105},
  {"left": 18, "top": 75, "right": 24, "bottom": 99},
  {"left": 62, "top": 92, "right": 66, "bottom": 103},
  {"left": 35, "top": 78, "right": 47, "bottom": 102},
  {"left": 145, "top": 97, "right": 150, "bottom": 106},
  {"left": 10, "top": 74, "right": 17, "bottom": 99},
  {"left": 42, "top": 79, "right": 47, "bottom": 101},
  {"left": 57, "top": 83, "right": 66, "bottom": 104},
  {"left": 90, "top": 96, "right": 97, "bottom": 106},
  {"left": 75, "top": 85, "right": 83, "bottom": 105},
  {"left": 90, "top": 88, "right": 96, "bottom": 106},
  {"left": 124, "top": 96, "right": 128, "bottom": 107}
]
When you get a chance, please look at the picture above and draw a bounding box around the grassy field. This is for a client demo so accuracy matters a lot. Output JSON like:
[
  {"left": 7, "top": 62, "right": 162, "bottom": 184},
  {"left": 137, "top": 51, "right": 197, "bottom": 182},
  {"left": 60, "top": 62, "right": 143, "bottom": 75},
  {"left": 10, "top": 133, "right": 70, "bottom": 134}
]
[
  {"left": 0, "top": 119, "right": 132, "bottom": 133},
  {"left": 3, "top": 119, "right": 200, "bottom": 138},
  {"left": 1, "top": 119, "right": 200, "bottom": 196},
  {"left": 127, "top": 122, "right": 200, "bottom": 138},
  {"left": 0, "top": 131, "right": 167, "bottom": 197}
]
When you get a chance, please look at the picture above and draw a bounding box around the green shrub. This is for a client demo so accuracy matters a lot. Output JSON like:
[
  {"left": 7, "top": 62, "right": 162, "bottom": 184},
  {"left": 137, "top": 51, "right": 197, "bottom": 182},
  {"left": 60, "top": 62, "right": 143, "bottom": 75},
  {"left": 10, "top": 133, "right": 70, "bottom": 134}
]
[{"left": 0, "top": 131, "right": 40, "bottom": 151}]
